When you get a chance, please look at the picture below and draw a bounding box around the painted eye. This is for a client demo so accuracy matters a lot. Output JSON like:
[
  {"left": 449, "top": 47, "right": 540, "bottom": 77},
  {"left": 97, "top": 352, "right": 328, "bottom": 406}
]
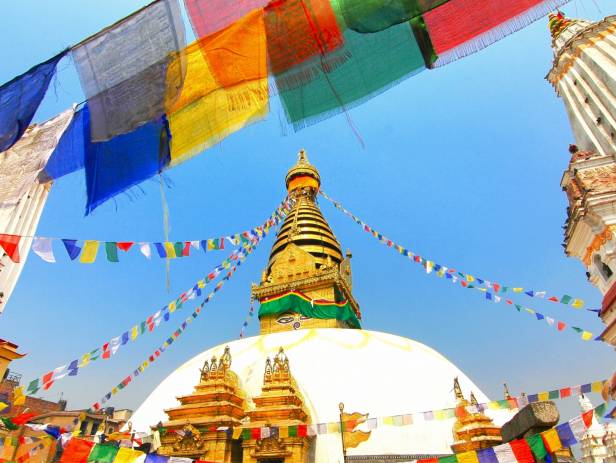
[
  {"left": 277, "top": 316, "right": 294, "bottom": 324},
  {"left": 299, "top": 315, "right": 310, "bottom": 320}
]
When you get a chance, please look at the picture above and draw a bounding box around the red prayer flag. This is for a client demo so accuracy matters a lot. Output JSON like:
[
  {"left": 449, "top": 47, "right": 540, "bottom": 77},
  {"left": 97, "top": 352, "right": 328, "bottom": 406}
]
[
  {"left": 60, "top": 438, "right": 95, "bottom": 463},
  {"left": 116, "top": 242, "right": 134, "bottom": 252},
  {"left": 425, "top": 0, "right": 555, "bottom": 56},
  {"left": 264, "top": 0, "right": 343, "bottom": 74},
  {"left": 298, "top": 424, "right": 307, "bottom": 437},
  {"left": 12, "top": 412, "right": 36, "bottom": 425},
  {"left": 557, "top": 321, "right": 566, "bottom": 331},
  {"left": 0, "top": 234, "right": 21, "bottom": 263},
  {"left": 549, "top": 296, "right": 559, "bottom": 302},
  {"left": 251, "top": 428, "right": 260, "bottom": 439},
  {"left": 560, "top": 387, "right": 571, "bottom": 398},
  {"left": 510, "top": 438, "right": 534, "bottom": 463},
  {"left": 182, "top": 242, "right": 191, "bottom": 257},
  {"left": 582, "top": 410, "right": 594, "bottom": 428}
]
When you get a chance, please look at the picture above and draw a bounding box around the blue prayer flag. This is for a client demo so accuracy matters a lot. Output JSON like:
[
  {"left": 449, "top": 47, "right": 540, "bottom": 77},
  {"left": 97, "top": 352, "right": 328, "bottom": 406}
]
[
  {"left": 43, "top": 104, "right": 88, "bottom": 180},
  {"left": 477, "top": 447, "right": 498, "bottom": 463},
  {"left": 62, "top": 239, "right": 81, "bottom": 260},
  {"left": 154, "top": 243, "right": 167, "bottom": 258},
  {"left": 0, "top": 51, "right": 67, "bottom": 152},
  {"left": 556, "top": 422, "right": 577, "bottom": 447},
  {"left": 535, "top": 313, "right": 545, "bottom": 320}
]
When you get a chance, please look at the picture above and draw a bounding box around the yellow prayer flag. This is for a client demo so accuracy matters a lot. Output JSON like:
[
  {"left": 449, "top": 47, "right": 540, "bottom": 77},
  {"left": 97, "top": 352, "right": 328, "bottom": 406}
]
[
  {"left": 164, "top": 242, "right": 176, "bottom": 259},
  {"left": 513, "top": 288, "right": 523, "bottom": 293},
  {"left": 131, "top": 326, "right": 139, "bottom": 340},
  {"left": 80, "top": 353, "right": 91, "bottom": 367},
  {"left": 458, "top": 451, "right": 480, "bottom": 463},
  {"left": 572, "top": 299, "right": 584, "bottom": 308},
  {"left": 592, "top": 381, "right": 604, "bottom": 392},
  {"left": 232, "top": 427, "right": 242, "bottom": 439},
  {"left": 279, "top": 426, "right": 289, "bottom": 438},
  {"left": 581, "top": 331, "right": 594, "bottom": 341},
  {"left": 434, "top": 410, "right": 447, "bottom": 420},
  {"left": 13, "top": 386, "right": 25, "bottom": 406},
  {"left": 487, "top": 401, "right": 500, "bottom": 410},
  {"left": 0, "top": 402, "right": 8, "bottom": 412},
  {"left": 169, "top": 302, "right": 177, "bottom": 313},
  {"left": 80, "top": 240, "right": 99, "bottom": 263},
  {"left": 327, "top": 423, "right": 340, "bottom": 434},
  {"left": 167, "top": 10, "right": 268, "bottom": 167},
  {"left": 111, "top": 387, "right": 119, "bottom": 395},
  {"left": 538, "top": 392, "right": 549, "bottom": 401},
  {"left": 525, "top": 308, "right": 535, "bottom": 315},
  {"left": 114, "top": 448, "right": 144, "bottom": 463},
  {"left": 382, "top": 416, "right": 394, "bottom": 425},
  {"left": 541, "top": 428, "right": 562, "bottom": 452},
  {"left": 466, "top": 275, "right": 475, "bottom": 282},
  {"left": 198, "top": 280, "right": 206, "bottom": 289}
]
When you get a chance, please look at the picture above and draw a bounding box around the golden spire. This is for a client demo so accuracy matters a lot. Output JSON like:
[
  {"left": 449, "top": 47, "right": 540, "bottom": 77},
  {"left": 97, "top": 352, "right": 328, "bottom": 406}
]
[
  {"left": 453, "top": 377, "right": 465, "bottom": 401},
  {"left": 470, "top": 392, "right": 479, "bottom": 407},
  {"left": 268, "top": 150, "right": 343, "bottom": 270},
  {"left": 548, "top": 12, "right": 572, "bottom": 39}
]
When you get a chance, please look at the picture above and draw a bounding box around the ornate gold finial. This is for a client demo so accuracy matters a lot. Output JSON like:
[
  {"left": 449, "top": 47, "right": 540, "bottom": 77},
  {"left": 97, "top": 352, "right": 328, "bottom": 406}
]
[
  {"left": 221, "top": 346, "right": 232, "bottom": 370},
  {"left": 285, "top": 149, "right": 321, "bottom": 193},
  {"left": 453, "top": 377, "right": 464, "bottom": 400},
  {"left": 470, "top": 391, "right": 479, "bottom": 406},
  {"left": 503, "top": 383, "right": 511, "bottom": 400},
  {"left": 548, "top": 12, "right": 572, "bottom": 39}
]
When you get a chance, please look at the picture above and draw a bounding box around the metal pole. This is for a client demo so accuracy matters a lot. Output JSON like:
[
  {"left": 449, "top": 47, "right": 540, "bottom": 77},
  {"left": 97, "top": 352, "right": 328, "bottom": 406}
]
[{"left": 339, "top": 402, "right": 346, "bottom": 462}]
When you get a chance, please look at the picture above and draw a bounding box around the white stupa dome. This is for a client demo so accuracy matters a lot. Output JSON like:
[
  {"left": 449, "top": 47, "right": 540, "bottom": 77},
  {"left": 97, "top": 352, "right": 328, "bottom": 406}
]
[{"left": 130, "top": 328, "right": 512, "bottom": 461}]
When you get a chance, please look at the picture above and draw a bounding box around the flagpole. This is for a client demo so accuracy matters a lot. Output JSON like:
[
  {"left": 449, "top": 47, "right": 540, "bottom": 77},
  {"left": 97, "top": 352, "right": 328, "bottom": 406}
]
[{"left": 339, "top": 402, "right": 346, "bottom": 462}]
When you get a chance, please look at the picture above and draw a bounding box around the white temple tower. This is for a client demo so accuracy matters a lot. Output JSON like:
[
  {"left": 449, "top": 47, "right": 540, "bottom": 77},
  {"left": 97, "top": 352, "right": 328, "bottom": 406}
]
[
  {"left": 578, "top": 395, "right": 608, "bottom": 463},
  {"left": 547, "top": 13, "right": 616, "bottom": 345}
]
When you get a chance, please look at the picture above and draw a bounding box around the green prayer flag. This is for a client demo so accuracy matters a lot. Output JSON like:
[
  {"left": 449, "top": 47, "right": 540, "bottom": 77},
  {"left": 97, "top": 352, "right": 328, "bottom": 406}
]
[
  {"left": 515, "top": 304, "right": 522, "bottom": 311},
  {"left": 241, "top": 429, "right": 251, "bottom": 440},
  {"left": 560, "top": 295, "right": 573, "bottom": 304},
  {"left": 572, "top": 326, "right": 583, "bottom": 333},
  {"left": 497, "top": 400, "right": 509, "bottom": 409},
  {"left": 1, "top": 417, "right": 18, "bottom": 430},
  {"left": 526, "top": 434, "right": 548, "bottom": 460},
  {"left": 105, "top": 242, "right": 119, "bottom": 263},
  {"left": 87, "top": 444, "right": 118, "bottom": 463},
  {"left": 548, "top": 390, "right": 559, "bottom": 400},
  {"left": 288, "top": 425, "right": 298, "bottom": 437},
  {"left": 595, "top": 403, "right": 608, "bottom": 418},
  {"left": 439, "top": 455, "right": 457, "bottom": 463},
  {"left": 174, "top": 241, "right": 184, "bottom": 257},
  {"left": 26, "top": 379, "right": 40, "bottom": 394}
]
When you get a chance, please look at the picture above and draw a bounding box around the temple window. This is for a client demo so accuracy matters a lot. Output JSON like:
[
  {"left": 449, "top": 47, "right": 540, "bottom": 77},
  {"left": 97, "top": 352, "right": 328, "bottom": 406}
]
[{"left": 594, "top": 254, "right": 613, "bottom": 281}]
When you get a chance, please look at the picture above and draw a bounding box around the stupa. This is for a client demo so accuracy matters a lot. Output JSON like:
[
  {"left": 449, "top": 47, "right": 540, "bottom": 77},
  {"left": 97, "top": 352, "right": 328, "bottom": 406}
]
[{"left": 129, "top": 151, "right": 512, "bottom": 462}]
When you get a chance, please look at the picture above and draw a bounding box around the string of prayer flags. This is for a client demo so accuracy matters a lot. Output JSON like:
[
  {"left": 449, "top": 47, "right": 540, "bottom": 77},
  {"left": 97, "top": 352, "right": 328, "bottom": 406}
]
[
  {"left": 239, "top": 295, "right": 256, "bottom": 338},
  {"left": 0, "top": 50, "right": 67, "bottom": 152},
  {"left": 320, "top": 191, "right": 587, "bottom": 310},
  {"left": 71, "top": 0, "right": 186, "bottom": 142},
  {"left": 16, "top": 224, "right": 279, "bottom": 264},
  {"left": 22, "top": 204, "right": 288, "bottom": 396},
  {"left": 90, "top": 241, "right": 262, "bottom": 412}
]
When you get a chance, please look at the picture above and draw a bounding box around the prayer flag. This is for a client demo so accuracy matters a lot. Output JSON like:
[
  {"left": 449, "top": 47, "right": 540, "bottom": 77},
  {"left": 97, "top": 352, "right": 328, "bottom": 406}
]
[
  {"left": 581, "top": 331, "right": 594, "bottom": 341},
  {"left": 113, "top": 448, "right": 144, "bottom": 463},
  {"left": 60, "top": 438, "right": 94, "bottom": 463},
  {"left": 526, "top": 434, "right": 547, "bottom": 460},
  {"left": 163, "top": 242, "right": 177, "bottom": 258},
  {"left": 185, "top": 0, "right": 268, "bottom": 36},
  {"left": 0, "top": 51, "right": 67, "bottom": 152},
  {"left": 80, "top": 240, "right": 99, "bottom": 263},
  {"left": 555, "top": 422, "right": 577, "bottom": 447},
  {"left": 458, "top": 451, "right": 479, "bottom": 463},
  {"left": 62, "top": 239, "right": 82, "bottom": 260},
  {"left": 560, "top": 295, "right": 573, "bottom": 305},
  {"left": 72, "top": 0, "right": 185, "bottom": 141},
  {"left": 509, "top": 439, "right": 534, "bottom": 463},
  {"left": 494, "top": 443, "right": 516, "bottom": 463},
  {"left": 139, "top": 242, "right": 152, "bottom": 259},
  {"left": 541, "top": 428, "right": 562, "bottom": 453},
  {"left": 105, "top": 242, "right": 119, "bottom": 262},
  {"left": 0, "top": 234, "right": 20, "bottom": 263},
  {"left": 32, "top": 237, "right": 55, "bottom": 263},
  {"left": 84, "top": 110, "right": 171, "bottom": 214},
  {"left": 145, "top": 454, "right": 170, "bottom": 463},
  {"left": 117, "top": 242, "right": 134, "bottom": 252}
]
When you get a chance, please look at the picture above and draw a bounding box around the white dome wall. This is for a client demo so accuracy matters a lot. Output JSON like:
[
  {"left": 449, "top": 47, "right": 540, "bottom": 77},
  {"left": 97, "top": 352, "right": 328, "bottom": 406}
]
[{"left": 130, "top": 329, "right": 513, "bottom": 462}]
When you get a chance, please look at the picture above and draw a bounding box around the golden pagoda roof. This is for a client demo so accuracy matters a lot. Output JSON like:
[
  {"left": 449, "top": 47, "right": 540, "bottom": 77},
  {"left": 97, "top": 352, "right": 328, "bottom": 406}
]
[{"left": 268, "top": 151, "right": 343, "bottom": 270}]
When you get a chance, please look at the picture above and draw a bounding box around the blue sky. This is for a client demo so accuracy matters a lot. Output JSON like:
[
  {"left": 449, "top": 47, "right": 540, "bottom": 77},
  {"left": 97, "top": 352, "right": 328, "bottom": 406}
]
[{"left": 0, "top": 0, "right": 613, "bottom": 423}]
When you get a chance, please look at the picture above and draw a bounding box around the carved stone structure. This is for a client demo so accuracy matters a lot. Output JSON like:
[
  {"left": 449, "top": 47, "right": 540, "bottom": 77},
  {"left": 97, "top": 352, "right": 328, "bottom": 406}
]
[
  {"left": 450, "top": 378, "right": 502, "bottom": 453},
  {"left": 158, "top": 346, "right": 246, "bottom": 461},
  {"left": 252, "top": 150, "right": 361, "bottom": 334},
  {"left": 547, "top": 13, "right": 616, "bottom": 345},
  {"left": 242, "top": 348, "right": 313, "bottom": 463},
  {"left": 500, "top": 401, "right": 559, "bottom": 442}
]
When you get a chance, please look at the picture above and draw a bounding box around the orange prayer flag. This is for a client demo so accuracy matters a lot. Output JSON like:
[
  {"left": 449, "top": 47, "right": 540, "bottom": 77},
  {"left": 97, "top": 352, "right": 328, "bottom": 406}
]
[{"left": 541, "top": 428, "right": 562, "bottom": 453}]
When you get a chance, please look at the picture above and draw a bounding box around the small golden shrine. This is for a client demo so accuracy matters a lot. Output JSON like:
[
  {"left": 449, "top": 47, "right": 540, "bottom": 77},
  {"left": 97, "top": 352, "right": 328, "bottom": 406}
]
[
  {"left": 158, "top": 346, "right": 247, "bottom": 461},
  {"left": 451, "top": 378, "right": 502, "bottom": 453},
  {"left": 242, "top": 348, "right": 313, "bottom": 463},
  {"left": 252, "top": 150, "right": 361, "bottom": 334}
]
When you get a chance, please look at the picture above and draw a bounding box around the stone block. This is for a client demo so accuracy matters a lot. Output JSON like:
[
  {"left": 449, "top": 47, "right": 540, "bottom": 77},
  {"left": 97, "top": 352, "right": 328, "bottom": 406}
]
[{"left": 501, "top": 402, "right": 560, "bottom": 443}]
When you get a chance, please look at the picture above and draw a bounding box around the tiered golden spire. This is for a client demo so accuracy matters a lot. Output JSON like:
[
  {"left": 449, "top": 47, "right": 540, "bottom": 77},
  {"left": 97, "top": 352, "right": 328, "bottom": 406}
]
[
  {"left": 268, "top": 150, "right": 343, "bottom": 270},
  {"left": 548, "top": 12, "right": 573, "bottom": 39},
  {"left": 451, "top": 378, "right": 502, "bottom": 453}
]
